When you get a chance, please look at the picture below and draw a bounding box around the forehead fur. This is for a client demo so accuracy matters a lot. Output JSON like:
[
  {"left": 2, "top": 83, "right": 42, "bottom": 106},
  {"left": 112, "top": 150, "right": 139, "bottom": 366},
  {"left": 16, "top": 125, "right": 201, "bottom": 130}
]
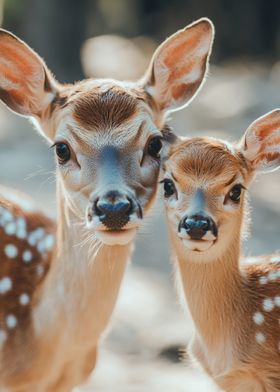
[
  {"left": 63, "top": 80, "right": 148, "bottom": 130},
  {"left": 167, "top": 137, "right": 249, "bottom": 182}
]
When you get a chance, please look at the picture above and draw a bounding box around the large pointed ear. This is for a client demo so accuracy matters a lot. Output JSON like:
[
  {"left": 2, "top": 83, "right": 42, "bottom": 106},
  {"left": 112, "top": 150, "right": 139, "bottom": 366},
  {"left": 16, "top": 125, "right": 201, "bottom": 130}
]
[
  {"left": 239, "top": 109, "right": 280, "bottom": 173},
  {"left": 141, "top": 18, "right": 214, "bottom": 113},
  {"left": 0, "top": 29, "right": 58, "bottom": 117}
]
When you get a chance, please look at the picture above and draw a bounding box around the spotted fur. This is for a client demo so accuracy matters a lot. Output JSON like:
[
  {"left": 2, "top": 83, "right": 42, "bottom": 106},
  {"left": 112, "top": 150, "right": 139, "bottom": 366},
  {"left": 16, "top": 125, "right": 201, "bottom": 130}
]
[{"left": 0, "top": 191, "right": 54, "bottom": 382}]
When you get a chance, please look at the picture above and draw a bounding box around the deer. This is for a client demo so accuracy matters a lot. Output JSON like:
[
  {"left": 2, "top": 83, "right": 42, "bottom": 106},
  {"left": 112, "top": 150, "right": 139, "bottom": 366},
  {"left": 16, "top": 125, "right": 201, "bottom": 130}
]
[
  {"left": 161, "top": 109, "right": 280, "bottom": 392},
  {"left": 0, "top": 19, "right": 214, "bottom": 391}
]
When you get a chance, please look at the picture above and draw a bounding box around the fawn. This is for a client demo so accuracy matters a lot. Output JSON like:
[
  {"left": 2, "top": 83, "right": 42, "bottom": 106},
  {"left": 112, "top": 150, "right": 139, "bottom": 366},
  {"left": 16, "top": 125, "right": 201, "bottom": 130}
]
[
  {"left": 0, "top": 19, "right": 214, "bottom": 391},
  {"left": 162, "top": 109, "right": 280, "bottom": 392}
]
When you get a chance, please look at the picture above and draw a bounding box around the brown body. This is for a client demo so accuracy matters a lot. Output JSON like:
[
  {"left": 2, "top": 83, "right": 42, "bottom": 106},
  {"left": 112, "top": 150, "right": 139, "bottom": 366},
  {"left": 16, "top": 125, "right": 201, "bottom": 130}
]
[
  {"left": 162, "top": 111, "right": 280, "bottom": 392},
  {"left": 0, "top": 20, "right": 214, "bottom": 391}
]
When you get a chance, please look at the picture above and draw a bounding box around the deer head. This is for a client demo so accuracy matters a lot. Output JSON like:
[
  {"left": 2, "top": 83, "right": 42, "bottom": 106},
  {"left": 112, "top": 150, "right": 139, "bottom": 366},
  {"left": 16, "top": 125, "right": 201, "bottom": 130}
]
[
  {"left": 162, "top": 109, "right": 280, "bottom": 258},
  {"left": 0, "top": 19, "right": 214, "bottom": 246}
]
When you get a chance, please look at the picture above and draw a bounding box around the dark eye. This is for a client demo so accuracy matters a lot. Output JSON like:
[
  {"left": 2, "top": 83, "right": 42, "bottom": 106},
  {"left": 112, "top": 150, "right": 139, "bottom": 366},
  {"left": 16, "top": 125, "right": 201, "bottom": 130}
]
[
  {"left": 147, "top": 137, "right": 162, "bottom": 159},
  {"left": 55, "top": 143, "right": 71, "bottom": 164},
  {"left": 229, "top": 184, "right": 243, "bottom": 203},
  {"left": 162, "top": 179, "right": 176, "bottom": 197}
]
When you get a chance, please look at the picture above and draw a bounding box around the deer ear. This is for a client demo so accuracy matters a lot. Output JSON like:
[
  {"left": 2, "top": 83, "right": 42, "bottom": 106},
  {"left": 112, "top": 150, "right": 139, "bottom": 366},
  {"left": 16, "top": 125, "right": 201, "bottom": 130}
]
[
  {"left": 239, "top": 109, "right": 280, "bottom": 173},
  {"left": 142, "top": 18, "right": 214, "bottom": 113},
  {"left": 0, "top": 29, "right": 58, "bottom": 117}
]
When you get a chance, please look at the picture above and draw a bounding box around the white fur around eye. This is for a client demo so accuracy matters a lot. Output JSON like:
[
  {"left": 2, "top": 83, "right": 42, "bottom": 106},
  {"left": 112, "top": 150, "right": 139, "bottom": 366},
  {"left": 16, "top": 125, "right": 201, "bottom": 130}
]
[
  {"left": 165, "top": 196, "right": 178, "bottom": 209},
  {"left": 223, "top": 201, "right": 241, "bottom": 212}
]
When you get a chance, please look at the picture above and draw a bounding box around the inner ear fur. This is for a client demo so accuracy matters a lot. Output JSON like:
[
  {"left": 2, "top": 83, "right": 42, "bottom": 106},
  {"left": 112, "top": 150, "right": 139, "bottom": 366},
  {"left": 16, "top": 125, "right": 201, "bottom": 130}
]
[
  {"left": 141, "top": 18, "right": 214, "bottom": 114},
  {"left": 239, "top": 109, "right": 280, "bottom": 173},
  {"left": 0, "top": 29, "right": 58, "bottom": 117}
]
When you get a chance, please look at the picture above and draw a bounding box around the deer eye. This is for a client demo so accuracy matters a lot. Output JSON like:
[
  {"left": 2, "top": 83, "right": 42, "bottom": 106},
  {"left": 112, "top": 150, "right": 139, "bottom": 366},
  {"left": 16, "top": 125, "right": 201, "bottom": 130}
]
[
  {"left": 161, "top": 179, "right": 176, "bottom": 197},
  {"left": 55, "top": 143, "right": 71, "bottom": 164},
  {"left": 228, "top": 184, "right": 243, "bottom": 203},
  {"left": 147, "top": 137, "right": 162, "bottom": 159}
]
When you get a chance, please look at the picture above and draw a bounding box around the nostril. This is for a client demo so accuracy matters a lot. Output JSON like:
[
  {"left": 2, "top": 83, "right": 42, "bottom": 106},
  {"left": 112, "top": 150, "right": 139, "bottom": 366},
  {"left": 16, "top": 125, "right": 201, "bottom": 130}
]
[
  {"left": 114, "top": 199, "right": 131, "bottom": 214},
  {"left": 94, "top": 199, "right": 104, "bottom": 217},
  {"left": 126, "top": 197, "right": 133, "bottom": 215},
  {"left": 200, "top": 219, "right": 210, "bottom": 231},
  {"left": 94, "top": 197, "right": 133, "bottom": 216}
]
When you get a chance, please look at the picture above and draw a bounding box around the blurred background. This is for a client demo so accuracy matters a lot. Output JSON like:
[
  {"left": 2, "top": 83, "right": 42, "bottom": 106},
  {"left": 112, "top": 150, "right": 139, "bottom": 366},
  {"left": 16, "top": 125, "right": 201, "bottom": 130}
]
[{"left": 1, "top": 1, "right": 280, "bottom": 391}]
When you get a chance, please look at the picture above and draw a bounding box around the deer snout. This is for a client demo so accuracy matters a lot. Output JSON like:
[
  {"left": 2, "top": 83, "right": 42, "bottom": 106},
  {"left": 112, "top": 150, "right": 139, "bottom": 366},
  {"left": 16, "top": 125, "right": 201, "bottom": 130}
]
[
  {"left": 90, "top": 190, "right": 139, "bottom": 230},
  {"left": 179, "top": 214, "right": 218, "bottom": 240}
]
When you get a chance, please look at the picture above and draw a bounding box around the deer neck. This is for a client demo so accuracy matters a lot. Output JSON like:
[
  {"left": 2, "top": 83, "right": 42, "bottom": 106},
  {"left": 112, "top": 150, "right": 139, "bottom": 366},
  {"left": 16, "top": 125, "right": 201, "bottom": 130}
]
[
  {"left": 172, "top": 229, "right": 248, "bottom": 353},
  {"left": 34, "top": 182, "right": 133, "bottom": 344}
]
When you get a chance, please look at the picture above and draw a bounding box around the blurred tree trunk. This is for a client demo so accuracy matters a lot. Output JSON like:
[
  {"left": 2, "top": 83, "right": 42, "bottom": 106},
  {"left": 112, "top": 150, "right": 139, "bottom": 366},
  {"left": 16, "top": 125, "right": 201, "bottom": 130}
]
[
  {"left": 9, "top": 0, "right": 88, "bottom": 83},
  {"left": 0, "top": 0, "right": 4, "bottom": 26}
]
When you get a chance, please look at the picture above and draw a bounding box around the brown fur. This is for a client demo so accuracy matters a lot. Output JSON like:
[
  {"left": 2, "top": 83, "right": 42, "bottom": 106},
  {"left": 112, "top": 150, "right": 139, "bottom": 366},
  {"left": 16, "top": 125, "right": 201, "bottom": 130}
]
[{"left": 72, "top": 86, "right": 141, "bottom": 130}]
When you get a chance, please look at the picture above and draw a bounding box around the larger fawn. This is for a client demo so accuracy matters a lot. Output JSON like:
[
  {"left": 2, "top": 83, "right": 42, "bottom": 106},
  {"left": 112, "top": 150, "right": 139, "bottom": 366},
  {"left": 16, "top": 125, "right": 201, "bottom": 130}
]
[
  {"left": 162, "top": 110, "right": 280, "bottom": 392},
  {"left": 0, "top": 19, "right": 214, "bottom": 391}
]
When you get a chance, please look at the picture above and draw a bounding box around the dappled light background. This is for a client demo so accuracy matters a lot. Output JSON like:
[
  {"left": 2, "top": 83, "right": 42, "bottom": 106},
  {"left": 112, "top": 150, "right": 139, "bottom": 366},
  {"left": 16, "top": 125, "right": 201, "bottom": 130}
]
[{"left": 1, "top": 1, "right": 280, "bottom": 391}]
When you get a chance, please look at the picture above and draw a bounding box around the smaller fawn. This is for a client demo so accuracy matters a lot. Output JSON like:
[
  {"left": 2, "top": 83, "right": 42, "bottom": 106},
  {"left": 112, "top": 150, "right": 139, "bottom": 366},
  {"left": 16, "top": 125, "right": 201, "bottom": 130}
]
[{"left": 162, "top": 109, "right": 280, "bottom": 392}]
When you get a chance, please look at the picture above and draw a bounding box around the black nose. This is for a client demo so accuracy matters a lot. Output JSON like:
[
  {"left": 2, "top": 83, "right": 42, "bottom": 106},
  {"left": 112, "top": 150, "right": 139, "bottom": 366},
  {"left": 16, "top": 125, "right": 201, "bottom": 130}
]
[
  {"left": 94, "top": 191, "right": 134, "bottom": 230},
  {"left": 179, "top": 214, "right": 217, "bottom": 240}
]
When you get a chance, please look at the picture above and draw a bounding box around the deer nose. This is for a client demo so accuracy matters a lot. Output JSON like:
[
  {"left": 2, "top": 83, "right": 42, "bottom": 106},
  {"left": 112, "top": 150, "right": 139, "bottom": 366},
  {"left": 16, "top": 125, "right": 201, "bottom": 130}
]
[
  {"left": 96, "top": 198, "right": 131, "bottom": 215},
  {"left": 94, "top": 191, "right": 133, "bottom": 230},
  {"left": 179, "top": 214, "right": 217, "bottom": 240}
]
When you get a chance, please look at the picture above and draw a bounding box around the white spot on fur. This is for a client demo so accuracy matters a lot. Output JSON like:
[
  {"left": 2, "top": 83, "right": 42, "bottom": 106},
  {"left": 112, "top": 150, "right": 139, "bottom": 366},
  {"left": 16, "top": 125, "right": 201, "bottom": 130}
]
[
  {"left": 274, "top": 296, "right": 280, "bottom": 307},
  {"left": 16, "top": 228, "right": 27, "bottom": 239},
  {"left": 37, "top": 241, "right": 45, "bottom": 254},
  {"left": 37, "top": 234, "right": 55, "bottom": 254},
  {"left": 4, "top": 244, "right": 18, "bottom": 258},
  {"left": 6, "top": 314, "right": 17, "bottom": 329},
  {"left": 0, "top": 330, "right": 7, "bottom": 347},
  {"left": 1, "top": 209, "right": 13, "bottom": 223},
  {"left": 253, "top": 312, "right": 264, "bottom": 325},
  {"left": 19, "top": 293, "right": 30, "bottom": 306},
  {"left": 263, "top": 298, "right": 274, "bottom": 312},
  {"left": 28, "top": 228, "right": 45, "bottom": 246},
  {"left": 259, "top": 276, "right": 268, "bottom": 285},
  {"left": 16, "top": 217, "right": 27, "bottom": 239},
  {"left": 0, "top": 277, "right": 12, "bottom": 294},
  {"left": 22, "top": 250, "right": 33, "bottom": 263},
  {"left": 16, "top": 217, "right": 26, "bottom": 229},
  {"left": 271, "top": 256, "right": 280, "bottom": 263},
  {"left": 255, "top": 332, "right": 266, "bottom": 344},
  {"left": 5, "top": 221, "right": 16, "bottom": 236}
]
